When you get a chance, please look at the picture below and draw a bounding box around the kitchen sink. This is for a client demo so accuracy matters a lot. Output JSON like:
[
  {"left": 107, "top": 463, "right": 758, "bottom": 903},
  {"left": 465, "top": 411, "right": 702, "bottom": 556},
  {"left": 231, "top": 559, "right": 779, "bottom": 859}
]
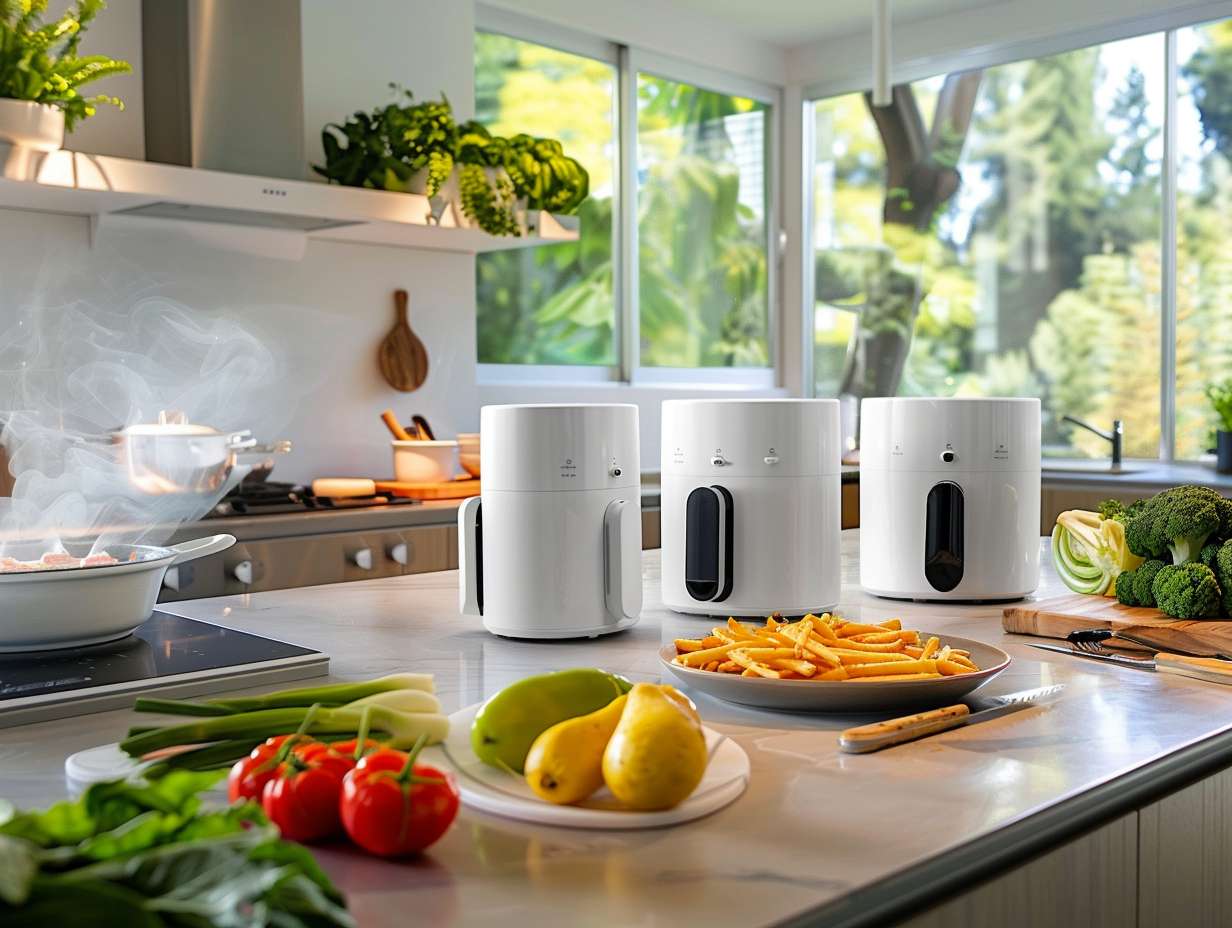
[{"left": 1041, "top": 459, "right": 1143, "bottom": 475}]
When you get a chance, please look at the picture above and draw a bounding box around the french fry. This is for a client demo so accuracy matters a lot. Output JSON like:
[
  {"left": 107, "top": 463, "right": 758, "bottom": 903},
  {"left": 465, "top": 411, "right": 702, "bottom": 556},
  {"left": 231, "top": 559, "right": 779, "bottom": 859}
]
[
  {"left": 832, "top": 650, "right": 914, "bottom": 665},
  {"left": 729, "top": 650, "right": 782, "bottom": 679},
  {"left": 672, "top": 613, "right": 980, "bottom": 683},
  {"left": 770, "top": 658, "right": 818, "bottom": 677},
  {"left": 679, "top": 642, "right": 740, "bottom": 666},
  {"left": 845, "top": 658, "right": 939, "bottom": 678},
  {"left": 836, "top": 622, "right": 896, "bottom": 638}
]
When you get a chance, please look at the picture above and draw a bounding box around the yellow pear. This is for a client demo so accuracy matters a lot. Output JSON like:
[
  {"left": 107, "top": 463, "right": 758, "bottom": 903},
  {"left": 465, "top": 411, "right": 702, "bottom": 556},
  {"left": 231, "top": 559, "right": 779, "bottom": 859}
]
[
  {"left": 524, "top": 694, "right": 627, "bottom": 805},
  {"left": 601, "top": 683, "right": 708, "bottom": 811}
]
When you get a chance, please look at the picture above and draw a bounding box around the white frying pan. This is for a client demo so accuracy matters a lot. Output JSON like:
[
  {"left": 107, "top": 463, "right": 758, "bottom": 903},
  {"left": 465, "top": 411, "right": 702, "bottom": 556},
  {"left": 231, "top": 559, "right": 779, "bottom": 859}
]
[{"left": 0, "top": 534, "right": 235, "bottom": 652}]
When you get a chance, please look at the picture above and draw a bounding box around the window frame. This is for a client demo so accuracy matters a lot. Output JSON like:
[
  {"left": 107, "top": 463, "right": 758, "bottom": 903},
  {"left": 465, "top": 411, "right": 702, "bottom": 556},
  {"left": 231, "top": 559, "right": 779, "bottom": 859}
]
[
  {"left": 474, "top": 5, "right": 782, "bottom": 390},
  {"left": 799, "top": 11, "right": 1232, "bottom": 464}
]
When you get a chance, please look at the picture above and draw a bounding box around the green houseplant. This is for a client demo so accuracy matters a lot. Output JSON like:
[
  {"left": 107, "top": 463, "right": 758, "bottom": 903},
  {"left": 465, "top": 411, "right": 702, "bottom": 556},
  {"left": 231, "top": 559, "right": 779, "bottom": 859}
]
[
  {"left": 0, "top": 0, "right": 130, "bottom": 142},
  {"left": 1207, "top": 379, "right": 1232, "bottom": 473},
  {"left": 454, "top": 121, "right": 589, "bottom": 236},
  {"left": 314, "top": 87, "right": 458, "bottom": 198}
]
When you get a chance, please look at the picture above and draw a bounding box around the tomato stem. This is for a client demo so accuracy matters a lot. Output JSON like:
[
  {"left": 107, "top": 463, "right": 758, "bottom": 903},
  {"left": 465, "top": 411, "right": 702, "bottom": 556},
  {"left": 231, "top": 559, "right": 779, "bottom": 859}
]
[
  {"left": 353, "top": 706, "right": 373, "bottom": 763},
  {"left": 397, "top": 733, "right": 429, "bottom": 783},
  {"left": 271, "top": 703, "right": 322, "bottom": 775}
]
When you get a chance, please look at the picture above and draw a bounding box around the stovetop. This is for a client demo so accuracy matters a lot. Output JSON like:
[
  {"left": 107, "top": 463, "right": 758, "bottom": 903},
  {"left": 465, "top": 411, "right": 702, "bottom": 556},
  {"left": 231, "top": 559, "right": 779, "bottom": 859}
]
[
  {"left": 0, "top": 611, "right": 328, "bottom": 727},
  {"left": 207, "top": 480, "right": 419, "bottom": 518}
]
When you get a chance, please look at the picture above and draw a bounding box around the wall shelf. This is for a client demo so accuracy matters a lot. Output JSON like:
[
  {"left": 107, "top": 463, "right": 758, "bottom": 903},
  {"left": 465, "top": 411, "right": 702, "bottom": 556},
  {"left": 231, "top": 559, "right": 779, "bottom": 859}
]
[{"left": 0, "top": 150, "right": 579, "bottom": 255}]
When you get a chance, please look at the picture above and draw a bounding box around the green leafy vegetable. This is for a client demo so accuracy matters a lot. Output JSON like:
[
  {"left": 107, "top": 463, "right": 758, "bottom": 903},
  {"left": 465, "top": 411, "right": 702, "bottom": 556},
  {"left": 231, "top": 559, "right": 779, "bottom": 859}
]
[
  {"left": 1051, "top": 509, "right": 1144, "bottom": 597},
  {"left": 0, "top": 773, "right": 353, "bottom": 926},
  {"left": 1152, "top": 562, "right": 1222, "bottom": 619},
  {"left": 1124, "top": 484, "right": 1232, "bottom": 564}
]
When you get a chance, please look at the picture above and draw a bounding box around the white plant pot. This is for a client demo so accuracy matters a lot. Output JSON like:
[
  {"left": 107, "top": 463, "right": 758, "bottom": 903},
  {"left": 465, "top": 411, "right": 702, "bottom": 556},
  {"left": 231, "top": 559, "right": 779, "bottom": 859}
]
[{"left": 0, "top": 99, "right": 64, "bottom": 180}]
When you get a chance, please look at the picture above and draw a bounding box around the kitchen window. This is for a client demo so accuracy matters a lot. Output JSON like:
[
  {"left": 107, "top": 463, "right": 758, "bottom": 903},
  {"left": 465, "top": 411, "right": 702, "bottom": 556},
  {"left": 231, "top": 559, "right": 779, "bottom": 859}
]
[
  {"left": 807, "top": 34, "right": 1166, "bottom": 458},
  {"left": 475, "top": 14, "right": 778, "bottom": 386}
]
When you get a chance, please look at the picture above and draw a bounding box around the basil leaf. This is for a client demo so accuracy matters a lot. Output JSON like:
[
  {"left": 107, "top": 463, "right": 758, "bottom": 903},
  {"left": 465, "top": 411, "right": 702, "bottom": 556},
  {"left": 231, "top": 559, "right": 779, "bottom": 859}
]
[{"left": 2, "top": 876, "right": 159, "bottom": 928}]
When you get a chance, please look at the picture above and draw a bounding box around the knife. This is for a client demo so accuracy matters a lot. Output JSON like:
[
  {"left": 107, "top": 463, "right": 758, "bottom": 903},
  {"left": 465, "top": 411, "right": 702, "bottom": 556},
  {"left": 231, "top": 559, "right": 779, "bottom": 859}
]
[
  {"left": 838, "top": 684, "right": 1065, "bottom": 754},
  {"left": 1030, "top": 642, "right": 1232, "bottom": 684}
]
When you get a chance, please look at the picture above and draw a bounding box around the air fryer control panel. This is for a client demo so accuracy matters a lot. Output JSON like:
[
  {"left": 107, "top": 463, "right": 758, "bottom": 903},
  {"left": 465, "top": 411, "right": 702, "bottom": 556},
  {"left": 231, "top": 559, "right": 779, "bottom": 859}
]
[
  {"left": 661, "top": 400, "right": 841, "bottom": 478},
  {"left": 863, "top": 398, "right": 1040, "bottom": 472}
]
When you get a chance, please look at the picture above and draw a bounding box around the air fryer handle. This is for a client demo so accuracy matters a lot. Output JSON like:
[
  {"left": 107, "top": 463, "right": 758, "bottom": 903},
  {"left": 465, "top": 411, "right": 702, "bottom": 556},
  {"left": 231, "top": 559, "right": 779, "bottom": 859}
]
[
  {"left": 604, "top": 498, "right": 642, "bottom": 621},
  {"left": 457, "top": 496, "right": 483, "bottom": 616}
]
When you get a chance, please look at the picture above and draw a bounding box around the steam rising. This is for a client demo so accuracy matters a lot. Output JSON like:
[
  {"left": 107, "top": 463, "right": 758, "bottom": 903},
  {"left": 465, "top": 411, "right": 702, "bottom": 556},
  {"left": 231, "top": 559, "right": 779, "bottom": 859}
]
[{"left": 0, "top": 294, "right": 286, "bottom": 555}]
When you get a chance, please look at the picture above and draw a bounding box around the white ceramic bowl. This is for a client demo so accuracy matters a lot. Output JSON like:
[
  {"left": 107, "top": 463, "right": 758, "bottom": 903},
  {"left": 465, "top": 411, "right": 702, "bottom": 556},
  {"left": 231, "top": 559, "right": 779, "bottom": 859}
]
[
  {"left": 457, "top": 432, "right": 480, "bottom": 477},
  {"left": 392, "top": 440, "right": 458, "bottom": 483}
]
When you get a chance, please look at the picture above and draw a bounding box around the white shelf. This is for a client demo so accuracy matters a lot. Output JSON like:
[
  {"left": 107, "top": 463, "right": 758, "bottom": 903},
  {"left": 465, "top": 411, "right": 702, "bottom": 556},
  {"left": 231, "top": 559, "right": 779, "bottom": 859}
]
[{"left": 0, "top": 150, "right": 579, "bottom": 255}]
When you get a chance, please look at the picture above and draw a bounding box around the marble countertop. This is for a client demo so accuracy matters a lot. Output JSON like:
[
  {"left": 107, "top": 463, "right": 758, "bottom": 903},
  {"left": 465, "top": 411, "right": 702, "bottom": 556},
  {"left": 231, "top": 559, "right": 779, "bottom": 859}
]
[{"left": 5, "top": 533, "right": 1232, "bottom": 927}]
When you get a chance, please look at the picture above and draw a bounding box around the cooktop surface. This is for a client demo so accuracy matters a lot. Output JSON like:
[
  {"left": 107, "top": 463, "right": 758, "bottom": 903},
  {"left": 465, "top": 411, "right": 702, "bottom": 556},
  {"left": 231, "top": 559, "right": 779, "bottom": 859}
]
[{"left": 0, "top": 611, "right": 327, "bottom": 727}]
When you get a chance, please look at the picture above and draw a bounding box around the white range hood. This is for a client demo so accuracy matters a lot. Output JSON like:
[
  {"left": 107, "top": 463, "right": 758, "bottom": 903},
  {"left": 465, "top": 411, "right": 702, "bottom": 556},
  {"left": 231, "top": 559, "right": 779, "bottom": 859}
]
[{"left": 0, "top": 147, "right": 579, "bottom": 258}]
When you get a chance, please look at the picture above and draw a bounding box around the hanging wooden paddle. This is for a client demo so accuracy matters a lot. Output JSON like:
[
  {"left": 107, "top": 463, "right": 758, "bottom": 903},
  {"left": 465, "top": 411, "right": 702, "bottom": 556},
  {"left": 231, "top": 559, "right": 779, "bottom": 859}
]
[{"left": 377, "top": 289, "right": 429, "bottom": 392}]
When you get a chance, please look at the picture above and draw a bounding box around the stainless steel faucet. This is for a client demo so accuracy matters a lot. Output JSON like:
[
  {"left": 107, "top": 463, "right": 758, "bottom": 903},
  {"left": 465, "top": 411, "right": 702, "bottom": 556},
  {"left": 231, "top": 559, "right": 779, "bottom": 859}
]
[{"left": 1062, "top": 415, "right": 1123, "bottom": 467}]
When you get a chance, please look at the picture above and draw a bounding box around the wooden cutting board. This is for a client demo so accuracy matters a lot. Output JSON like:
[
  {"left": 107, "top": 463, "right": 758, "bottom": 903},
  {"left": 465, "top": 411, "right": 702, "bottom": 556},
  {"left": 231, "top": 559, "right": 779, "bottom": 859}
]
[
  {"left": 1003, "top": 593, "right": 1232, "bottom": 657},
  {"left": 374, "top": 478, "right": 480, "bottom": 500},
  {"left": 377, "top": 289, "right": 429, "bottom": 392}
]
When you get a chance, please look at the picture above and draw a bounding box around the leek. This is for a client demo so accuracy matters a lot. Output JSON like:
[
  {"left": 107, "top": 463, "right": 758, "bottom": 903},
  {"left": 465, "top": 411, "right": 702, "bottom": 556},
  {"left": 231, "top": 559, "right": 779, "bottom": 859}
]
[
  {"left": 206, "top": 673, "right": 434, "bottom": 713},
  {"left": 121, "top": 704, "right": 448, "bottom": 758}
]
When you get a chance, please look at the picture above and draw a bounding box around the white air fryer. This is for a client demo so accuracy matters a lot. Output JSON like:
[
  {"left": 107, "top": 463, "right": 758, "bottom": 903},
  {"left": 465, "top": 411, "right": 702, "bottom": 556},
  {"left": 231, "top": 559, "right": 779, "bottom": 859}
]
[
  {"left": 457, "top": 404, "right": 642, "bottom": 639},
  {"left": 860, "top": 397, "right": 1040, "bottom": 601},
  {"left": 660, "top": 399, "right": 842, "bottom": 617}
]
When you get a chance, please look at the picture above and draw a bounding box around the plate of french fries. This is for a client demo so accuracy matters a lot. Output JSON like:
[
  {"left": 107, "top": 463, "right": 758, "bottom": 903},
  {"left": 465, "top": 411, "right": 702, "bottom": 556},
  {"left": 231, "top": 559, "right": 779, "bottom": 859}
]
[{"left": 661, "top": 613, "right": 1010, "bottom": 712}]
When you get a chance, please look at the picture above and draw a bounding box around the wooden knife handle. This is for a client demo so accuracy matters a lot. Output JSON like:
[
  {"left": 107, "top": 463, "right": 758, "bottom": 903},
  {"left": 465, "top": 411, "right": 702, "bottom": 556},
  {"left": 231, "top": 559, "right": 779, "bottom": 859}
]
[
  {"left": 1156, "top": 652, "right": 1232, "bottom": 684},
  {"left": 839, "top": 704, "right": 970, "bottom": 754}
]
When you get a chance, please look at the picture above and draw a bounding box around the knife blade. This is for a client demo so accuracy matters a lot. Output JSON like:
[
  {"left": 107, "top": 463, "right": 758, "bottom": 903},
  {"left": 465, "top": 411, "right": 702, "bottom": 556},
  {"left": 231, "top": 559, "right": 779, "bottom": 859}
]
[{"left": 838, "top": 684, "right": 1065, "bottom": 754}]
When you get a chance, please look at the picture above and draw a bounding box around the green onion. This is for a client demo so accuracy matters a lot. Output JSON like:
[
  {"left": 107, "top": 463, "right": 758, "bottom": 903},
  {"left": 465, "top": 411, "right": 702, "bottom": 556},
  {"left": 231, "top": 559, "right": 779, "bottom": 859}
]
[
  {"left": 205, "top": 673, "right": 434, "bottom": 713},
  {"left": 120, "top": 704, "right": 448, "bottom": 758},
  {"left": 133, "top": 697, "right": 233, "bottom": 717}
]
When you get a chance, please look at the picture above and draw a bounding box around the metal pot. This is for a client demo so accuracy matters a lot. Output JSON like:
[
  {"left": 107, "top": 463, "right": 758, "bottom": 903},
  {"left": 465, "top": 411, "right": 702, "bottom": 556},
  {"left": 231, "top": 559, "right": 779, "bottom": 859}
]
[
  {"left": 116, "top": 411, "right": 289, "bottom": 499},
  {"left": 0, "top": 534, "right": 235, "bottom": 651}
]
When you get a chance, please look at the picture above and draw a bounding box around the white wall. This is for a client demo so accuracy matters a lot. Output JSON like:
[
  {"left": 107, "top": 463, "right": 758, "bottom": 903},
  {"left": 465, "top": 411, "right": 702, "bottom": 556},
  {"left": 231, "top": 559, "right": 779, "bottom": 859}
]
[{"left": 0, "top": 211, "right": 477, "bottom": 485}]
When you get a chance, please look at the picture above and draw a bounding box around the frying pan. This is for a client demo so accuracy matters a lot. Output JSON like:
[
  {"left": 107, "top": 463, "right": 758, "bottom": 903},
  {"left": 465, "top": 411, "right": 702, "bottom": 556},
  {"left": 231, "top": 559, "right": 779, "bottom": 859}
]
[{"left": 0, "top": 534, "right": 235, "bottom": 652}]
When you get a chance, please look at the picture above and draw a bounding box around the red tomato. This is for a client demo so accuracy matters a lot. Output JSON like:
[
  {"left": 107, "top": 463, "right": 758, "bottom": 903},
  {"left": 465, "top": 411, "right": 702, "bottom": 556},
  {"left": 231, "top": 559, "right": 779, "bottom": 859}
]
[
  {"left": 330, "top": 738, "right": 383, "bottom": 762},
  {"left": 227, "top": 734, "right": 298, "bottom": 803},
  {"left": 261, "top": 749, "right": 352, "bottom": 842},
  {"left": 340, "top": 747, "right": 459, "bottom": 857}
]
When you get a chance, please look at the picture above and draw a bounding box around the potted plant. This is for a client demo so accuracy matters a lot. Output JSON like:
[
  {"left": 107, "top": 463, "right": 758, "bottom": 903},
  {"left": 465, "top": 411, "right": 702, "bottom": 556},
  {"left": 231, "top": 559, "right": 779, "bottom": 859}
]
[
  {"left": 1207, "top": 379, "right": 1232, "bottom": 473},
  {"left": 454, "top": 123, "right": 588, "bottom": 236},
  {"left": 0, "top": 0, "right": 130, "bottom": 175},
  {"left": 314, "top": 87, "right": 459, "bottom": 220}
]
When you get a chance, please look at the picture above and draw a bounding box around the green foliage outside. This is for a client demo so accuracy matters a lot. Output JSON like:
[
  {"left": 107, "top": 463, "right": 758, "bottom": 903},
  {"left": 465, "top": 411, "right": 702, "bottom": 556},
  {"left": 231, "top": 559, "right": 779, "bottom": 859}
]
[
  {"left": 816, "top": 27, "right": 1232, "bottom": 460},
  {"left": 474, "top": 34, "right": 769, "bottom": 368}
]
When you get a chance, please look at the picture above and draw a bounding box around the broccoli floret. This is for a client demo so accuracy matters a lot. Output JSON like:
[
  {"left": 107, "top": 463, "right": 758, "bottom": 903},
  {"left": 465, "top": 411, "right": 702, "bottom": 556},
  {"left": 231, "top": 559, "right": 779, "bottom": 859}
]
[
  {"left": 1098, "top": 499, "right": 1127, "bottom": 521},
  {"left": 1099, "top": 498, "right": 1148, "bottom": 525},
  {"left": 1152, "top": 562, "right": 1222, "bottom": 618},
  {"left": 1115, "top": 568, "right": 1139, "bottom": 606},
  {"left": 1133, "top": 559, "right": 1168, "bottom": 608},
  {"left": 1213, "top": 541, "right": 1232, "bottom": 615},
  {"left": 1124, "top": 485, "right": 1232, "bottom": 563},
  {"left": 1200, "top": 541, "right": 1223, "bottom": 567}
]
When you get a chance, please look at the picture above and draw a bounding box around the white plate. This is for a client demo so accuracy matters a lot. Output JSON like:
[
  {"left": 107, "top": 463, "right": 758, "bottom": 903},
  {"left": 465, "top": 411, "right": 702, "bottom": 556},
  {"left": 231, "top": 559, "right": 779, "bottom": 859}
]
[
  {"left": 660, "top": 633, "right": 1011, "bottom": 713},
  {"left": 424, "top": 702, "right": 749, "bottom": 830}
]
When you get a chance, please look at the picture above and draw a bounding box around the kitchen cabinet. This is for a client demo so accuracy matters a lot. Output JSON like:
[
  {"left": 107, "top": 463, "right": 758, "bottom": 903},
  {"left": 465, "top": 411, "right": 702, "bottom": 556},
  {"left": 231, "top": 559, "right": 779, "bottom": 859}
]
[
  {"left": 1138, "top": 766, "right": 1232, "bottom": 927},
  {"left": 894, "top": 814, "right": 1138, "bottom": 928}
]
